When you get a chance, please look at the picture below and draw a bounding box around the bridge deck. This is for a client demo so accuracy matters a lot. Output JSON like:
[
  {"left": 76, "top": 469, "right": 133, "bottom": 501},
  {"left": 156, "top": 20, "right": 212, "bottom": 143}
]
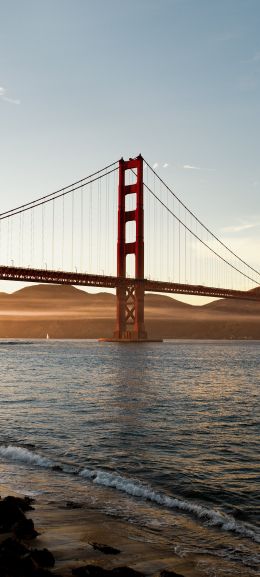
[{"left": 0, "top": 266, "right": 259, "bottom": 302}]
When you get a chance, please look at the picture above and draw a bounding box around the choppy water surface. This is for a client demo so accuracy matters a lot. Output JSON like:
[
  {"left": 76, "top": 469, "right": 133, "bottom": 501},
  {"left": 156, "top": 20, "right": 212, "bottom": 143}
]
[{"left": 0, "top": 340, "right": 259, "bottom": 576}]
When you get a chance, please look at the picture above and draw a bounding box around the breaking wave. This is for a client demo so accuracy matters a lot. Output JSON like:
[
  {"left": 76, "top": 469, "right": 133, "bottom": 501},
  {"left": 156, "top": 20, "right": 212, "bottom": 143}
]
[
  {"left": 1, "top": 445, "right": 259, "bottom": 544},
  {"left": 80, "top": 468, "right": 260, "bottom": 543},
  {"left": 0, "top": 445, "right": 52, "bottom": 468}
]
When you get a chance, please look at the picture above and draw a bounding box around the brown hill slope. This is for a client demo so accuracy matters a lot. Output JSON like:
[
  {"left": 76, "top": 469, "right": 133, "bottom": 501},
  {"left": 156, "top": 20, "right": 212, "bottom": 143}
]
[
  {"left": 204, "top": 297, "right": 260, "bottom": 316},
  {"left": 0, "top": 284, "right": 259, "bottom": 339}
]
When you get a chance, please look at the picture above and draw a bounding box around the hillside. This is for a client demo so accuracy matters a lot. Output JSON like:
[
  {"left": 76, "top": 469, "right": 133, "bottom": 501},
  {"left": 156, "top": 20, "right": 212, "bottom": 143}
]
[{"left": 0, "top": 284, "right": 259, "bottom": 339}]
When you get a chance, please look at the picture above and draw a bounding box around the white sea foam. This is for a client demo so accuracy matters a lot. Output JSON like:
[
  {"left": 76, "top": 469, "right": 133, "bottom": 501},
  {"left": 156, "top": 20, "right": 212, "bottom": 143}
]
[
  {"left": 1, "top": 445, "right": 259, "bottom": 543},
  {"left": 80, "top": 468, "right": 260, "bottom": 543},
  {"left": 0, "top": 445, "right": 52, "bottom": 468}
]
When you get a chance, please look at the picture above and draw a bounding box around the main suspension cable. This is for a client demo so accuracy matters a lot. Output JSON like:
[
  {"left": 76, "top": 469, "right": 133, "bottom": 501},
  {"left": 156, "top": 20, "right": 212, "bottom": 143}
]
[
  {"left": 0, "top": 160, "right": 119, "bottom": 218},
  {"left": 0, "top": 167, "right": 119, "bottom": 221}
]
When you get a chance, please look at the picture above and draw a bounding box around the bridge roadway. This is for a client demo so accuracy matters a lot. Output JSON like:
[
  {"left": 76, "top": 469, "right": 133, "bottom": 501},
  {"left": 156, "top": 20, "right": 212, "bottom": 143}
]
[{"left": 0, "top": 265, "right": 259, "bottom": 302}]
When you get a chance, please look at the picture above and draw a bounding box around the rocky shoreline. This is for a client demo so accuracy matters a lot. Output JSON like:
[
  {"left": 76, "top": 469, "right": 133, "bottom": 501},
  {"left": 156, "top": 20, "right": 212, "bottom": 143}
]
[
  {"left": 0, "top": 495, "right": 55, "bottom": 576},
  {"left": 0, "top": 495, "right": 186, "bottom": 577}
]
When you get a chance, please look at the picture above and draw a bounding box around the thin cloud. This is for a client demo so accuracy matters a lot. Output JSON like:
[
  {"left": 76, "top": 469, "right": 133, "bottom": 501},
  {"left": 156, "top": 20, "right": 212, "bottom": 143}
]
[
  {"left": 153, "top": 162, "right": 158, "bottom": 169},
  {"left": 3, "top": 96, "right": 20, "bottom": 105},
  {"left": 0, "top": 86, "right": 20, "bottom": 105},
  {"left": 222, "top": 222, "right": 260, "bottom": 234},
  {"left": 183, "top": 164, "right": 201, "bottom": 170},
  {"left": 183, "top": 164, "right": 216, "bottom": 172},
  {"left": 163, "top": 163, "right": 168, "bottom": 168}
]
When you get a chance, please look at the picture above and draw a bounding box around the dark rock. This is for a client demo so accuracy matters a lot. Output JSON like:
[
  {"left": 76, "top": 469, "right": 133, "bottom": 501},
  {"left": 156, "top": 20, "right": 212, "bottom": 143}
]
[
  {"left": 66, "top": 500, "right": 83, "bottom": 509},
  {"left": 31, "top": 548, "right": 55, "bottom": 568},
  {"left": 0, "top": 548, "right": 37, "bottom": 576},
  {"left": 160, "top": 570, "right": 185, "bottom": 577},
  {"left": 91, "top": 542, "right": 121, "bottom": 555},
  {"left": 2, "top": 494, "right": 34, "bottom": 513},
  {"left": 0, "top": 542, "right": 57, "bottom": 577},
  {"left": 31, "top": 569, "right": 56, "bottom": 577},
  {"left": 0, "top": 537, "right": 29, "bottom": 556},
  {"left": 17, "top": 553, "right": 38, "bottom": 574},
  {"left": 0, "top": 496, "right": 26, "bottom": 531},
  {"left": 15, "top": 495, "right": 35, "bottom": 512},
  {"left": 0, "top": 496, "right": 58, "bottom": 577},
  {"left": 13, "top": 517, "right": 39, "bottom": 539},
  {"left": 0, "top": 495, "right": 35, "bottom": 534}
]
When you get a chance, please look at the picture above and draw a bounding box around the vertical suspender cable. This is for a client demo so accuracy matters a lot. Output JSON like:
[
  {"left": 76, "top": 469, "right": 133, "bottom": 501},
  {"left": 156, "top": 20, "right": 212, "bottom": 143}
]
[
  {"left": 178, "top": 204, "right": 181, "bottom": 283},
  {"left": 30, "top": 209, "right": 33, "bottom": 267},
  {"left": 80, "top": 186, "right": 83, "bottom": 272},
  {"left": 10, "top": 217, "right": 13, "bottom": 265},
  {"left": 166, "top": 188, "right": 169, "bottom": 281},
  {"left": 62, "top": 194, "right": 65, "bottom": 271},
  {"left": 71, "top": 191, "right": 74, "bottom": 271},
  {"left": 7, "top": 218, "right": 10, "bottom": 265},
  {"left": 89, "top": 182, "right": 92, "bottom": 273},
  {"left": 21, "top": 213, "right": 24, "bottom": 267},
  {"left": 52, "top": 199, "right": 55, "bottom": 269},
  {"left": 153, "top": 172, "right": 156, "bottom": 279},
  {"left": 97, "top": 177, "right": 101, "bottom": 274},
  {"left": 190, "top": 214, "right": 192, "bottom": 285},
  {"left": 184, "top": 212, "right": 186, "bottom": 283},
  {"left": 19, "top": 214, "right": 21, "bottom": 266},
  {"left": 41, "top": 205, "right": 44, "bottom": 268},
  {"left": 105, "top": 173, "right": 108, "bottom": 275},
  {"left": 172, "top": 193, "right": 174, "bottom": 282},
  {"left": 160, "top": 194, "right": 163, "bottom": 281}
]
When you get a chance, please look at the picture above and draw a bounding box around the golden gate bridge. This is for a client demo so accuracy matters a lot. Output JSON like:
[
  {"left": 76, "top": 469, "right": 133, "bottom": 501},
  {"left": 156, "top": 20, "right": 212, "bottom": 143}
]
[{"left": 0, "top": 155, "right": 259, "bottom": 341}]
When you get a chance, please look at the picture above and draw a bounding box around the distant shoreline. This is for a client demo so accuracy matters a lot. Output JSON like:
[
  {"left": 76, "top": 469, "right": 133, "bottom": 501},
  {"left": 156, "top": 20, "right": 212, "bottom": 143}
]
[
  {"left": 0, "top": 283, "right": 260, "bottom": 339},
  {"left": 0, "top": 337, "right": 260, "bottom": 341}
]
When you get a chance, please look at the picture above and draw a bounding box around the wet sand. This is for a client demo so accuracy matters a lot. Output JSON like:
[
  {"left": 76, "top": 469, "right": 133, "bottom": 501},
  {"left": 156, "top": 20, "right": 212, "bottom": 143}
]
[{"left": 0, "top": 485, "right": 216, "bottom": 577}]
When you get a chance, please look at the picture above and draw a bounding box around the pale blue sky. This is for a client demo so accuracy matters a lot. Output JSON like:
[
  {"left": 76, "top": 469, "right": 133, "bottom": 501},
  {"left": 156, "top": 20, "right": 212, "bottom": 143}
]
[{"left": 0, "top": 0, "right": 260, "bottom": 296}]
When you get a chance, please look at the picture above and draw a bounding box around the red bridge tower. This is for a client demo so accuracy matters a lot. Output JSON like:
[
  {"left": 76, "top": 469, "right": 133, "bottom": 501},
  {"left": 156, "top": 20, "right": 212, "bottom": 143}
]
[{"left": 113, "top": 155, "right": 147, "bottom": 341}]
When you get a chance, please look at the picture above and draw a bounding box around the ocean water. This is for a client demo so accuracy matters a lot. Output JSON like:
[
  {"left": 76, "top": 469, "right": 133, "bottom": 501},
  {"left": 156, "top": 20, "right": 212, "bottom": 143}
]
[{"left": 0, "top": 339, "right": 259, "bottom": 576}]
